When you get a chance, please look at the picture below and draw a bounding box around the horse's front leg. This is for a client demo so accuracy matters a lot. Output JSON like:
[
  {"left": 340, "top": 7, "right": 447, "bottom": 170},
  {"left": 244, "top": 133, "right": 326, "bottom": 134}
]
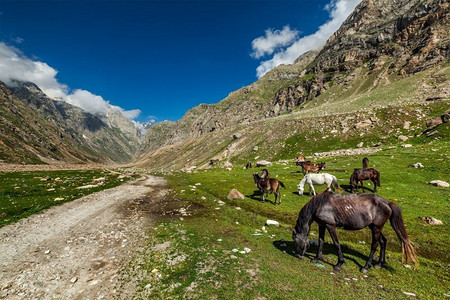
[
  {"left": 260, "top": 189, "right": 265, "bottom": 202},
  {"left": 326, "top": 225, "right": 345, "bottom": 271},
  {"left": 312, "top": 225, "right": 326, "bottom": 263},
  {"left": 311, "top": 184, "right": 316, "bottom": 196},
  {"left": 361, "top": 225, "right": 381, "bottom": 273}
]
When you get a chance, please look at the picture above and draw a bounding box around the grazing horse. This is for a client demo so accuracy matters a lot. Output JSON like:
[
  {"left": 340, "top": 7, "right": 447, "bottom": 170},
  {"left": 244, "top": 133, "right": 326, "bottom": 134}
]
[
  {"left": 253, "top": 173, "right": 285, "bottom": 205},
  {"left": 298, "top": 161, "right": 326, "bottom": 174},
  {"left": 362, "top": 157, "right": 369, "bottom": 169},
  {"left": 292, "top": 189, "right": 418, "bottom": 273},
  {"left": 297, "top": 173, "right": 342, "bottom": 196},
  {"left": 245, "top": 161, "right": 252, "bottom": 169},
  {"left": 350, "top": 168, "right": 380, "bottom": 193}
]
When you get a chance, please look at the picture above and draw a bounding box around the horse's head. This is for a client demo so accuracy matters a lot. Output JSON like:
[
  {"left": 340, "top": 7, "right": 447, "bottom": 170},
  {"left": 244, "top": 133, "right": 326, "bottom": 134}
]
[
  {"left": 292, "top": 228, "right": 309, "bottom": 258},
  {"left": 297, "top": 184, "right": 304, "bottom": 196}
]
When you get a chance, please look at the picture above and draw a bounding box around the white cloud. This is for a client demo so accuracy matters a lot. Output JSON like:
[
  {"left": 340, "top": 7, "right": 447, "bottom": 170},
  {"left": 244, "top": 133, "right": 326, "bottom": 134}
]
[
  {"left": 0, "top": 42, "right": 140, "bottom": 120},
  {"left": 251, "top": 25, "right": 299, "bottom": 59},
  {"left": 253, "top": 0, "right": 362, "bottom": 78}
]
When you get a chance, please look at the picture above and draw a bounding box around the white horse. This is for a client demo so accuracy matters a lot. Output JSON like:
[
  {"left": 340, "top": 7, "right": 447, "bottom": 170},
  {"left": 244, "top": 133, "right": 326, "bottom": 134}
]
[{"left": 297, "top": 173, "right": 342, "bottom": 196}]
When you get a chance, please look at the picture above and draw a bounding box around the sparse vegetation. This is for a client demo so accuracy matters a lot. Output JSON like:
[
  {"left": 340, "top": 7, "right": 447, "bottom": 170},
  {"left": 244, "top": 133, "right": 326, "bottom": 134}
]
[{"left": 0, "top": 169, "right": 134, "bottom": 227}]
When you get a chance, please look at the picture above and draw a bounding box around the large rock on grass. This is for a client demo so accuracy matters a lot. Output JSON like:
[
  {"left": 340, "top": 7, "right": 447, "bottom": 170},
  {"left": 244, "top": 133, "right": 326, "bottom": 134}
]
[{"left": 227, "top": 189, "right": 244, "bottom": 200}]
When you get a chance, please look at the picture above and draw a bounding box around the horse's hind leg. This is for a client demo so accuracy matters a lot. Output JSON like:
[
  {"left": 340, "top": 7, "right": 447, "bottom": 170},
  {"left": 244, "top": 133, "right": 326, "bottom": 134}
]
[
  {"left": 361, "top": 225, "right": 381, "bottom": 273},
  {"left": 374, "top": 232, "right": 387, "bottom": 269},
  {"left": 326, "top": 225, "right": 345, "bottom": 271},
  {"left": 371, "top": 178, "right": 377, "bottom": 192},
  {"left": 312, "top": 225, "right": 326, "bottom": 263}
]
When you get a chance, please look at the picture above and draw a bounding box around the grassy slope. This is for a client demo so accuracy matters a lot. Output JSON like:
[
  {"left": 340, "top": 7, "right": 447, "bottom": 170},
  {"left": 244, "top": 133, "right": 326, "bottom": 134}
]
[{"left": 120, "top": 136, "right": 449, "bottom": 298}]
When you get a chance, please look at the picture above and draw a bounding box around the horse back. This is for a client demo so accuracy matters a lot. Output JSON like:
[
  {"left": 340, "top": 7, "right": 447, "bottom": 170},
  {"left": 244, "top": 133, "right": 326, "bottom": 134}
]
[{"left": 316, "top": 193, "right": 390, "bottom": 229}]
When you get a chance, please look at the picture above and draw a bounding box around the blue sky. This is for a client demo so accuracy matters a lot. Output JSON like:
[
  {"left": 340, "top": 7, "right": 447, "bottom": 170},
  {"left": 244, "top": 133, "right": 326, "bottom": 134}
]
[{"left": 0, "top": 0, "right": 360, "bottom": 123}]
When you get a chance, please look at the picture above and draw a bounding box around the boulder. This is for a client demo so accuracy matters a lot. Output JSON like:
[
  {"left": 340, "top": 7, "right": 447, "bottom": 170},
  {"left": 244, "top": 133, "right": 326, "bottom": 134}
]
[
  {"left": 410, "top": 162, "right": 424, "bottom": 168},
  {"left": 419, "top": 216, "right": 443, "bottom": 225},
  {"left": 256, "top": 160, "right": 272, "bottom": 167},
  {"left": 233, "top": 133, "right": 242, "bottom": 140},
  {"left": 265, "top": 220, "right": 279, "bottom": 227},
  {"left": 227, "top": 189, "right": 244, "bottom": 200},
  {"left": 429, "top": 180, "right": 449, "bottom": 188}
]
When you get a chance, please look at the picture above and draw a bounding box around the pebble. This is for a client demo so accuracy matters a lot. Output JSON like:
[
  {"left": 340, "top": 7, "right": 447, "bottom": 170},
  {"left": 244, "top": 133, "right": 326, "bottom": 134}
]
[
  {"left": 243, "top": 247, "right": 251, "bottom": 253},
  {"left": 70, "top": 277, "right": 78, "bottom": 284},
  {"left": 230, "top": 255, "right": 238, "bottom": 259},
  {"left": 44, "top": 250, "right": 51, "bottom": 254},
  {"left": 217, "top": 239, "right": 222, "bottom": 242},
  {"left": 402, "top": 291, "right": 416, "bottom": 297},
  {"left": 232, "top": 249, "right": 239, "bottom": 253}
]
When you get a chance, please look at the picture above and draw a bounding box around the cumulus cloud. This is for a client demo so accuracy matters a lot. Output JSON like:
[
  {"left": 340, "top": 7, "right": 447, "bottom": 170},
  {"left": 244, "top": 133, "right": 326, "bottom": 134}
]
[
  {"left": 253, "top": 0, "right": 362, "bottom": 78},
  {"left": 0, "top": 42, "right": 140, "bottom": 120},
  {"left": 251, "top": 25, "right": 299, "bottom": 59}
]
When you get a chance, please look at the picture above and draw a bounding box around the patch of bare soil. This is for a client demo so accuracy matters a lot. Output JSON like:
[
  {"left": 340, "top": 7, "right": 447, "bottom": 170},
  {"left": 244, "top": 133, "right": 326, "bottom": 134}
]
[{"left": 0, "top": 175, "right": 168, "bottom": 299}]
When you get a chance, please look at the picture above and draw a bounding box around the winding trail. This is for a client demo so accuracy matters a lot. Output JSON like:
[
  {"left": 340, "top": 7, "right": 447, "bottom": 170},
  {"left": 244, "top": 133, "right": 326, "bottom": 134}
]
[{"left": 0, "top": 175, "right": 166, "bottom": 299}]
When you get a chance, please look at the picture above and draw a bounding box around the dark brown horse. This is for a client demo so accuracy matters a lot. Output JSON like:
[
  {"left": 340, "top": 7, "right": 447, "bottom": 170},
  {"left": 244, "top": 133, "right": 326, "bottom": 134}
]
[
  {"left": 362, "top": 157, "right": 369, "bottom": 169},
  {"left": 350, "top": 168, "right": 380, "bottom": 193},
  {"left": 292, "top": 189, "right": 418, "bottom": 273},
  {"left": 253, "top": 173, "right": 285, "bottom": 205}
]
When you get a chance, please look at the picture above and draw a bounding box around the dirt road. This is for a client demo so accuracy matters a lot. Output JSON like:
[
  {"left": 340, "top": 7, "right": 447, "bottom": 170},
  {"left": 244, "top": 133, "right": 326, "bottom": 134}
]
[{"left": 0, "top": 175, "right": 167, "bottom": 299}]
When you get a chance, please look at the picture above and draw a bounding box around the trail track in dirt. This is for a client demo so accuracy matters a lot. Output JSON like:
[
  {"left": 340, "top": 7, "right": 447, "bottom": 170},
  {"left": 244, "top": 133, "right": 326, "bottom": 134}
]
[{"left": 0, "top": 175, "right": 167, "bottom": 299}]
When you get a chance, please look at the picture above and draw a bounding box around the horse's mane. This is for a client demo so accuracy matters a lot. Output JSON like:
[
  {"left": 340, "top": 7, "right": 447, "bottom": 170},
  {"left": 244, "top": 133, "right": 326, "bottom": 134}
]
[{"left": 295, "top": 189, "right": 331, "bottom": 231}]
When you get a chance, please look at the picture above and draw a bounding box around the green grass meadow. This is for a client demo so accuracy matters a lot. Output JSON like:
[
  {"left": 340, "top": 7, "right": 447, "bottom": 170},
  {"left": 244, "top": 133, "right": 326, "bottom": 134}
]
[
  {"left": 0, "top": 169, "right": 134, "bottom": 227},
  {"left": 121, "top": 142, "right": 449, "bottom": 299}
]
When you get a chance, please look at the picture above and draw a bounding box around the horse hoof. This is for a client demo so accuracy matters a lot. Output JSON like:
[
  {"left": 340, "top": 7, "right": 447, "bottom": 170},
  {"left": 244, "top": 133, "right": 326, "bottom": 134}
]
[
  {"left": 373, "top": 264, "right": 382, "bottom": 269},
  {"left": 333, "top": 265, "right": 342, "bottom": 272},
  {"left": 360, "top": 268, "right": 369, "bottom": 274}
]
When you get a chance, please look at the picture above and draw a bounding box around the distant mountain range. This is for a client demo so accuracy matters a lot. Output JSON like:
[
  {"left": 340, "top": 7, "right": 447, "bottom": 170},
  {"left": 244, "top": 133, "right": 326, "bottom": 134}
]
[{"left": 0, "top": 81, "right": 141, "bottom": 164}]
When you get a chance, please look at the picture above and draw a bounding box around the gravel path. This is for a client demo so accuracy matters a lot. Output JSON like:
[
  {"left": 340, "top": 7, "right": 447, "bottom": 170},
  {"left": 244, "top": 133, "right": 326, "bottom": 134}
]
[{"left": 0, "top": 175, "right": 166, "bottom": 299}]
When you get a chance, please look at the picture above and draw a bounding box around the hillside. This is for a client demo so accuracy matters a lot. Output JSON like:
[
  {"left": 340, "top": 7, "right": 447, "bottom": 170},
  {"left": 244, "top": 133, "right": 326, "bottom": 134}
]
[
  {"left": 0, "top": 81, "right": 141, "bottom": 164},
  {"left": 136, "top": 0, "right": 449, "bottom": 170}
]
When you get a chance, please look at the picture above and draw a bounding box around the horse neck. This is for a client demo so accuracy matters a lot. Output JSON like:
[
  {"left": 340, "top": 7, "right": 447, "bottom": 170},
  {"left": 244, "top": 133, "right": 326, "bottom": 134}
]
[
  {"left": 295, "top": 203, "right": 315, "bottom": 236},
  {"left": 299, "top": 177, "right": 306, "bottom": 188}
]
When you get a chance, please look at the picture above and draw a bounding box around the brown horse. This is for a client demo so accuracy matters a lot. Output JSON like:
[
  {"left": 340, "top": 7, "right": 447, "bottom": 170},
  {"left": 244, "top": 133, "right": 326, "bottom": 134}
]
[
  {"left": 253, "top": 173, "right": 285, "bottom": 205},
  {"left": 362, "top": 157, "right": 369, "bottom": 169},
  {"left": 292, "top": 189, "right": 418, "bottom": 273},
  {"left": 350, "top": 168, "right": 380, "bottom": 193},
  {"left": 298, "top": 161, "right": 326, "bottom": 174}
]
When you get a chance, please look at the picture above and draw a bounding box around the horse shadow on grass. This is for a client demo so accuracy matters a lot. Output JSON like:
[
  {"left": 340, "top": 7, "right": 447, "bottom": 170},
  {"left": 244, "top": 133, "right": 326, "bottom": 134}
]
[
  {"left": 246, "top": 190, "right": 277, "bottom": 205},
  {"left": 272, "top": 239, "right": 394, "bottom": 272},
  {"left": 340, "top": 184, "right": 376, "bottom": 194}
]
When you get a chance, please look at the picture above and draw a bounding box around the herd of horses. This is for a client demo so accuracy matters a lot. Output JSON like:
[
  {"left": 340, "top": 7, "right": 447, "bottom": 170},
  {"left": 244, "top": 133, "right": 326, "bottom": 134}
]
[{"left": 250, "top": 156, "right": 418, "bottom": 273}]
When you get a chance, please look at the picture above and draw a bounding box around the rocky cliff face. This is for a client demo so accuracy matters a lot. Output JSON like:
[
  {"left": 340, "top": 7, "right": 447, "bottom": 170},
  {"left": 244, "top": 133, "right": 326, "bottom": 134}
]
[
  {"left": 139, "top": 0, "right": 449, "bottom": 157},
  {"left": 0, "top": 81, "right": 141, "bottom": 164},
  {"left": 270, "top": 0, "right": 449, "bottom": 115}
]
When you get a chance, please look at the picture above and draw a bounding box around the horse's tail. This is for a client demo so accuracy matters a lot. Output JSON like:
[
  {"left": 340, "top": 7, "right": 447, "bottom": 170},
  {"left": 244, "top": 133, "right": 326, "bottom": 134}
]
[
  {"left": 278, "top": 180, "right": 285, "bottom": 189},
  {"left": 333, "top": 176, "right": 343, "bottom": 192},
  {"left": 388, "top": 202, "right": 418, "bottom": 267}
]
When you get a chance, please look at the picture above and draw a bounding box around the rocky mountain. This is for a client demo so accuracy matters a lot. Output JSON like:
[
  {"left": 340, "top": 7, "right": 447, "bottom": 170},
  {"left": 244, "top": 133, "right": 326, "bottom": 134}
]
[
  {"left": 136, "top": 0, "right": 449, "bottom": 170},
  {"left": 0, "top": 81, "right": 141, "bottom": 164}
]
